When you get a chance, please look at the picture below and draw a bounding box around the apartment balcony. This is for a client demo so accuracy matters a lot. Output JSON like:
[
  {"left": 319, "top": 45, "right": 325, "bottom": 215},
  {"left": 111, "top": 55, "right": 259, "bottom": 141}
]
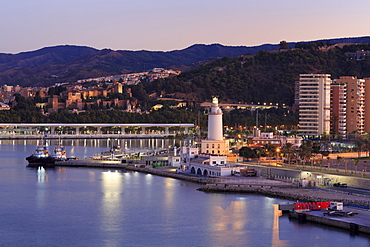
[
  {"left": 299, "top": 125, "right": 319, "bottom": 129},
  {"left": 299, "top": 103, "right": 315, "bottom": 106},
  {"left": 301, "top": 121, "right": 319, "bottom": 123},
  {"left": 300, "top": 108, "right": 320, "bottom": 111},
  {"left": 300, "top": 121, "right": 319, "bottom": 125},
  {"left": 299, "top": 110, "right": 320, "bottom": 113},
  {"left": 299, "top": 89, "right": 320, "bottom": 93},
  {"left": 300, "top": 114, "right": 320, "bottom": 118}
]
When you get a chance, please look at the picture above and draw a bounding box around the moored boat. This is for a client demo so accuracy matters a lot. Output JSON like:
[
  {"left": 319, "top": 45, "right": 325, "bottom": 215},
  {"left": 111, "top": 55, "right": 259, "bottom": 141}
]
[
  {"left": 26, "top": 144, "right": 56, "bottom": 167},
  {"left": 100, "top": 144, "right": 128, "bottom": 158},
  {"left": 51, "top": 144, "right": 67, "bottom": 161}
]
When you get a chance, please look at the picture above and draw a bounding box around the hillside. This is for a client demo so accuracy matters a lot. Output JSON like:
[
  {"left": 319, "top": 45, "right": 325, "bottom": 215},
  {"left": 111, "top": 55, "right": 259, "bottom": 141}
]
[
  {"left": 0, "top": 43, "right": 279, "bottom": 87},
  {"left": 144, "top": 42, "right": 370, "bottom": 105},
  {"left": 1, "top": 36, "right": 370, "bottom": 87}
]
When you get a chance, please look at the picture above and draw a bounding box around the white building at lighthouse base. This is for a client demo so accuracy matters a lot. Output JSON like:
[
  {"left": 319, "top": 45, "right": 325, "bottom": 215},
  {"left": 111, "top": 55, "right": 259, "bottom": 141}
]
[{"left": 179, "top": 146, "right": 240, "bottom": 176}]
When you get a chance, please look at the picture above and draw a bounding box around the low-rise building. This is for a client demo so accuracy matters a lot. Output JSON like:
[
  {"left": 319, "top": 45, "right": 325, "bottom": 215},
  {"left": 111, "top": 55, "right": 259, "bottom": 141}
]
[
  {"left": 246, "top": 129, "right": 302, "bottom": 148},
  {"left": 0, "top": 102, "right": 10, "bottom": 110}
]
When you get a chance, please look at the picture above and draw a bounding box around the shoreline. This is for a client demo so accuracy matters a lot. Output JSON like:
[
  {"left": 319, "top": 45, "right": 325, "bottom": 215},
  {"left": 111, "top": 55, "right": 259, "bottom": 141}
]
[
  {"left": 54, "top": 161, "right": 370, "bottom": 234},
  {"left": 54, "top": 161, "right": 370, "bottom": 207},
  {"left": 124, "top": 165, "right": 370, "bottom": 207},
  {"left": 51, "top": 160, "right": 370, "bottom": 236}
]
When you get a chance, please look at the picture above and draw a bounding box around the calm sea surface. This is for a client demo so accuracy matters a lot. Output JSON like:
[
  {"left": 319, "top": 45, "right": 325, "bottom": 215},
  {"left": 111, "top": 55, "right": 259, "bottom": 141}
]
[{"left": 0, "top": 139, "right": 369, "bottom": 247}]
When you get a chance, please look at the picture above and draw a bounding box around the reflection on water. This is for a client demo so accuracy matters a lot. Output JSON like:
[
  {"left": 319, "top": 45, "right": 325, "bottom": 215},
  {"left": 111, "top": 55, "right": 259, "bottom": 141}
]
[
  {"left": 1, "top": 138, "right": 185, "bottom": 159},
  {"left": 1, "top": 141, "right": 370, "bottom": 247},
  {"left": 37, "top": 166, "right": 47, "bottom": 183},
  {"left": 1, "top": 138, "right": 183, "bottom": 149},
  {"left": 101, "top": 170, "right": 123, "bottom": 244},
  {"left": 272, "top": 204, "right": 288, "bottom": 247},
  {"left": 36, "top": 166, "right": 47, "bottom": 210}
]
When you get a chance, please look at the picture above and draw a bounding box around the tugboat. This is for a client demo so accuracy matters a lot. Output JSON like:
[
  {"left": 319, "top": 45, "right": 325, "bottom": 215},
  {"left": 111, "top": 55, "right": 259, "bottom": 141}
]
[
  {"left": 51, "top": 144, "right": 67, "bottom": 161},
  {"left": 26, "top": 144, "right": 56, "bottom": 167}
]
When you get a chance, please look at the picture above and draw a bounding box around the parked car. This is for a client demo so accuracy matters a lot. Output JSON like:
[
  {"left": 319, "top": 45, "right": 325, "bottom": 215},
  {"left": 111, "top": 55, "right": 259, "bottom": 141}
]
[
  {"left": 339, "top": 183, "right": 348, "bottom": 188},
  {"left": 333, "top": 182, "right": 341, "bottom": 187}
]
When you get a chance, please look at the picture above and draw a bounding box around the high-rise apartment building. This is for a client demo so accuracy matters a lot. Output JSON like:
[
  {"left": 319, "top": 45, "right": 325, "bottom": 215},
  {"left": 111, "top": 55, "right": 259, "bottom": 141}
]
[
  {"left": 331, "top": 76, "right": 365, "bottom": 136},
  {"left": 298, "top": 74, "right": 331, "bottom": 136},
  {"left": 363, "top": 78, "right": 370, "bottom": 134},
  {"left": 330, "top": 82, "right": 347, "bottom": 138}
]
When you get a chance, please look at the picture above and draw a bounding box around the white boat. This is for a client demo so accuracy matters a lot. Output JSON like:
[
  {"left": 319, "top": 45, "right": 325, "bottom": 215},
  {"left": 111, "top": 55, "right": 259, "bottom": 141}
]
[
  {"left": 86, "top": 157, "right": 124, "bottom": 164},
  {"left": 26, "top": 144, "right": 55, "bottom": 166},
  {"left": 51, "top": 145, "right": 67, "bottom": 161}
]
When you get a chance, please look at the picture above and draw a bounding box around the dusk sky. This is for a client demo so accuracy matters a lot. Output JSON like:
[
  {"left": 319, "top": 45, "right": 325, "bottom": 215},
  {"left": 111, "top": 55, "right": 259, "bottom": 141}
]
[{"left": 1, "top": 0, "right": 370, "bottom": 54}]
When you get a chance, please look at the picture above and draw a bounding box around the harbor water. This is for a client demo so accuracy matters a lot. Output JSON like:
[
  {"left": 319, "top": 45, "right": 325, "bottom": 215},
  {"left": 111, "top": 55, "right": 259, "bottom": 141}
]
[{"left": 0, "top": 139, "right": 369, "bottom": 247}]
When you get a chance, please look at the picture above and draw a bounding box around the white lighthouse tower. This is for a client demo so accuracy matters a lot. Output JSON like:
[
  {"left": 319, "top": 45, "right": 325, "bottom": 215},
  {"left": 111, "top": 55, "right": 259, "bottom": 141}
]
[
  {"left": 179, "top": 96, "right": 238, "bottom": 176},
  {"left": 201, "top": 97, "right": 229, "bottom": 155},
  {"left": 207, "top": 97, "right": 223, "bottom": 140}
]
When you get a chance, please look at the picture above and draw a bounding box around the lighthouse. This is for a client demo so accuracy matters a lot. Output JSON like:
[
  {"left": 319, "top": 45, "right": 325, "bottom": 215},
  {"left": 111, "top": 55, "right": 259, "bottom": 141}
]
[
  {"left": 207, "top": 97, "right": 224, "bottom": 140},
  {"left": 179, "top": 96, "right": 237, "bottom": 176},
  {"left": 201, "top": 97, "right": 229, "bottom": 155}
]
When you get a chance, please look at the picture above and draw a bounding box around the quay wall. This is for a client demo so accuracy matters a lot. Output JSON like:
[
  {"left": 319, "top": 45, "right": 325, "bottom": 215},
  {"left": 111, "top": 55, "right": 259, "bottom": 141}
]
[
  {"left": 289, "top": 211, "right": 370, "bottom": 234},
  {"left": 198, "top": 184, "right": 370, "bottom": 207},
  {"left": 249, "top": 165, "right": 370, "bottom": 189}
]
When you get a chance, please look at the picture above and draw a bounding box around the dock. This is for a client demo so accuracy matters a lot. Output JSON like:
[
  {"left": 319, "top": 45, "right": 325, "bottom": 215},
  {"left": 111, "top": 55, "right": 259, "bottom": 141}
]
[
  {"left": 55, "top": 159, "right": 129, "bottom": 169},
  {"left": 289, "top": 207, "right": 370, "bottom": 234}
]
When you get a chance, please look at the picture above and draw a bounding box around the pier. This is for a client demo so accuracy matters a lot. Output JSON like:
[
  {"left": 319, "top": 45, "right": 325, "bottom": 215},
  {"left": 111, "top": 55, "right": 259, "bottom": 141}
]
[{"left": 289, "top": 207, "right": 370, "bottom": 234}]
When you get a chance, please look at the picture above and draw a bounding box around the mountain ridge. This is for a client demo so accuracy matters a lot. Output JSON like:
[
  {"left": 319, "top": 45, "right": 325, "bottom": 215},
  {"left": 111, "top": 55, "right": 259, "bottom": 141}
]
[{"left": 1, "top": 36, "right": 370, "bottom": 87}]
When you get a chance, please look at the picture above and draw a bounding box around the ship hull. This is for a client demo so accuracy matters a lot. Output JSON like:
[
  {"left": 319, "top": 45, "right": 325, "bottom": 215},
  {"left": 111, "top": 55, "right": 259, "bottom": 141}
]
[{"left": 26, "top": 155, "right": 56, "bottom": 167}]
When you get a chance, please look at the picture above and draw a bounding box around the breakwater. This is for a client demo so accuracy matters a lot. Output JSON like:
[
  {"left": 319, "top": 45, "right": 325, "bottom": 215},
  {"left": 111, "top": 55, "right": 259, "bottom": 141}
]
[{"left": 198, "top": 184, "right": 370, "bottom": 207}]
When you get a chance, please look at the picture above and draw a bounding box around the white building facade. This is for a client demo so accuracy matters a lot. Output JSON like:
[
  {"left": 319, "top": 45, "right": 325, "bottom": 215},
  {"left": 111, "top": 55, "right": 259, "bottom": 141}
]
[{"left": 299, "top": 74, "right": 331, "bottom": 136}]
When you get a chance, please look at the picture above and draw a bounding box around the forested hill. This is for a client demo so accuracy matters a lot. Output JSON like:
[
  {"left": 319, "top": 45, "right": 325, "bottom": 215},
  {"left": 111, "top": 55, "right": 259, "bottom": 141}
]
[
  {"left": 0, "top": 43, "right": 278, "bottom": 87},
  {"left": 144, "top": 43, "right": 370, "bottom": 106},
  {"left": 1, "top": 36, "right": 370, "bottom": 87}
]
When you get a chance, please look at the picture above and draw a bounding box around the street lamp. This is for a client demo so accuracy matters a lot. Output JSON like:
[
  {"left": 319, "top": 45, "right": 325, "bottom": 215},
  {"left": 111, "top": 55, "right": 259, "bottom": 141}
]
[{"left": 276, "top": 148, "right": 280, "bottom": 166}]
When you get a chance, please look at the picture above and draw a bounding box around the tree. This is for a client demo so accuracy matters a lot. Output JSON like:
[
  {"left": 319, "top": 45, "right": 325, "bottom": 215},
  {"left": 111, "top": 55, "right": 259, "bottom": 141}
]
[
  {"left": 239, "top": 147, "right": 258, "bottom": 158},
  {"left": 356, "top": 139, "right": 364, "bottom": 158},
  {"left": 279, "top": 40, "right": 289, "bottom": 50},
  {"left": 299, "top": 142, "right": 312, "bottom": 164},
  {"left": 281, "top": 143, "right": 295, "bottom": 164}
]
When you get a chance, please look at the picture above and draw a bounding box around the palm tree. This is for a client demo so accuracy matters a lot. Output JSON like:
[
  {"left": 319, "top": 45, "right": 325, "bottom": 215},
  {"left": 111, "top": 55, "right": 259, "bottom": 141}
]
[
  {"left": 356, "top": 139, "right": 364, "bottom": 158},
  {"left": 363, "top": 138, "right": 370, "bottom": 157},
  {"left": 281, "top": 143, "right": 295, "bottom": 165},
  {"left": 299, "top": 143, "right": 312, "bottom": 165},
  {"left": 336, "top": 156, "right": 342, "bottom": 173},
  {"left": 353, "top": 158, "right": 359, "bottom": 174}
]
